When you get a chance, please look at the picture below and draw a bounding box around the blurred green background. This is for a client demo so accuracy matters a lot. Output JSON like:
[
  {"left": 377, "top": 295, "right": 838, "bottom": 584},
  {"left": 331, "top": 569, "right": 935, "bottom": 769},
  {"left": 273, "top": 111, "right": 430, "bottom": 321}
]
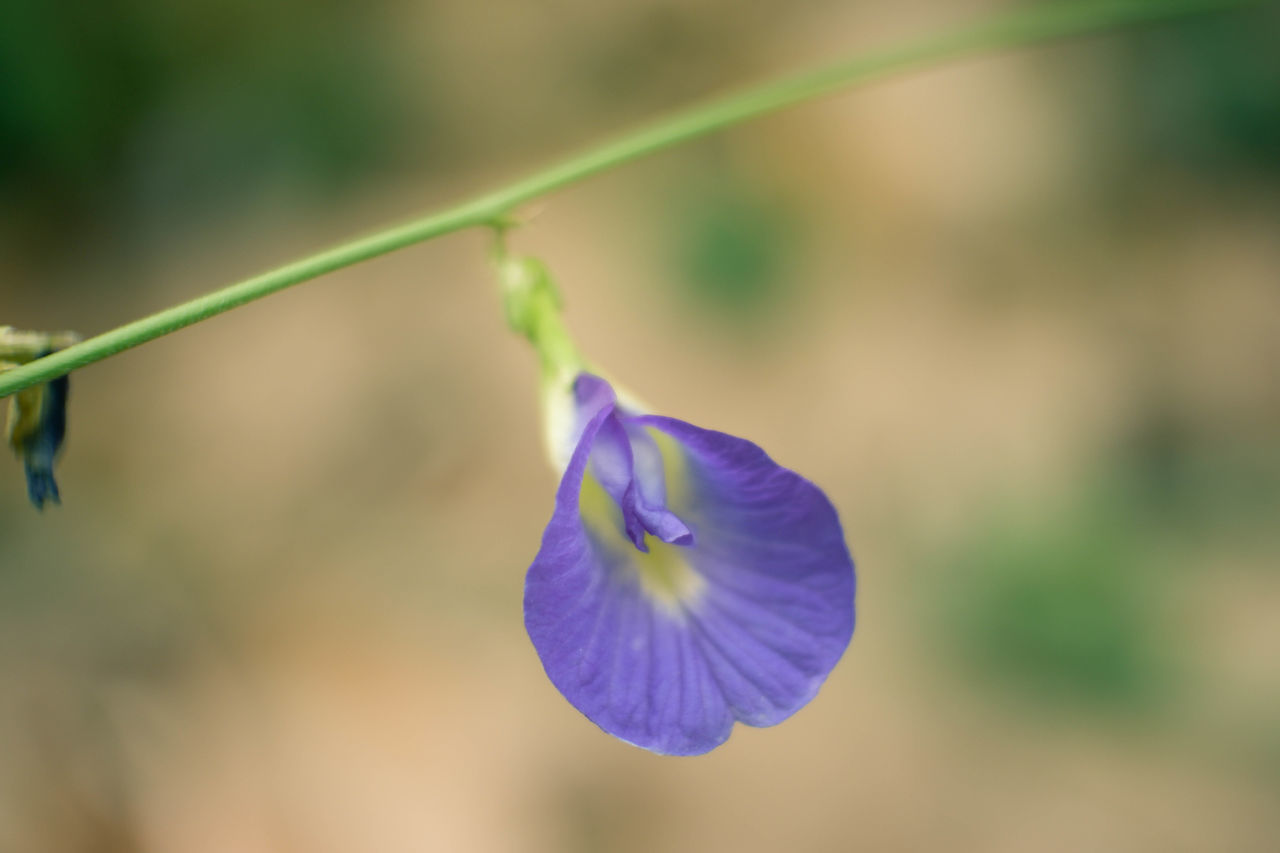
[{"left": 2, "top": 1, "right": 1279, "bottom": 851}]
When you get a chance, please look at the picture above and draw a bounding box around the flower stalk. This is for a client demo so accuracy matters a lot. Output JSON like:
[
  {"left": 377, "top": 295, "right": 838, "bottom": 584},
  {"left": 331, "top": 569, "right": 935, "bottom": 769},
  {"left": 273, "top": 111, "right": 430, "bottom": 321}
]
[{"left": 494, "top": 250, "right": 586, "bottom": 392}]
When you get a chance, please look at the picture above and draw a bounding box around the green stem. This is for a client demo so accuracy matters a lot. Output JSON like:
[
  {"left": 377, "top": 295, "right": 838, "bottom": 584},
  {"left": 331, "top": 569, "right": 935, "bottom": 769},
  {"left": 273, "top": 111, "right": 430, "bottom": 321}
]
[
  {"left": 0, "top": 0, "right": 1255, "bottom": 397},
  {"left": 491, "top": 246, "right": 588, "bottom": 387}
]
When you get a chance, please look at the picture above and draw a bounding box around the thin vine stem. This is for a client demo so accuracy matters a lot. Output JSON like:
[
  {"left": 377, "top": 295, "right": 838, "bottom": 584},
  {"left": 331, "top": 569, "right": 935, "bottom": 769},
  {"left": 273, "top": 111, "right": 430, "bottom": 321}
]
[{"left": 0, "top": 0, "right": 1256, "bottom": 397}]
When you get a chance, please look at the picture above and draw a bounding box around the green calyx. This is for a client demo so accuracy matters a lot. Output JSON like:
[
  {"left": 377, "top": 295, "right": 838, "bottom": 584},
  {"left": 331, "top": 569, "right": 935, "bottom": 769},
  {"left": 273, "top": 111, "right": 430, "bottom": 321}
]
[{"left": 494, "top": 252, "right": 587, "bottom": 390}]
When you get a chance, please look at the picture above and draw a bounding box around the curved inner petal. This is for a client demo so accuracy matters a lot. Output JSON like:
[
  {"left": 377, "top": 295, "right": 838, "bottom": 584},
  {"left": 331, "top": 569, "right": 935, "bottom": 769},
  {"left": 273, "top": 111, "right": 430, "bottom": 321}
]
[{"left": 574, "top": 375, "right": 693, "bottom": 553}]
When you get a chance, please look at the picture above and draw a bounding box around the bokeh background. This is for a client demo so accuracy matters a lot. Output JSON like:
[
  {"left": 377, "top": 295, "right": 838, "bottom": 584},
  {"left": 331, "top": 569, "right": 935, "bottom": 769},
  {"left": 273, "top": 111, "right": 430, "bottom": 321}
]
[{"left": 2, "top": 1, "right": 1279, "bottom": 850}]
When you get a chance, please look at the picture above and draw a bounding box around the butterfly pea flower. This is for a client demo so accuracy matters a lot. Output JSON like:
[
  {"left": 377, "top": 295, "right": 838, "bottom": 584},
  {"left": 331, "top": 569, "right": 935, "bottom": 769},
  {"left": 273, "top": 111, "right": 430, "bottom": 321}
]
[
  {"left": 1, "top": 326, "right": 79, "bottom": 509},
  {"left": 497, "top": 252, "right": 856, "bottom": 755}
]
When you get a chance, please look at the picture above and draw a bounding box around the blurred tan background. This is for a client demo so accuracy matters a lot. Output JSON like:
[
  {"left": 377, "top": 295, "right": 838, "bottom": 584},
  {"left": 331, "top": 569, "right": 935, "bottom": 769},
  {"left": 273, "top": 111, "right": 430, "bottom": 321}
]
[{"left": 2, "top": 1, "right": 1279, "bottom": 851}]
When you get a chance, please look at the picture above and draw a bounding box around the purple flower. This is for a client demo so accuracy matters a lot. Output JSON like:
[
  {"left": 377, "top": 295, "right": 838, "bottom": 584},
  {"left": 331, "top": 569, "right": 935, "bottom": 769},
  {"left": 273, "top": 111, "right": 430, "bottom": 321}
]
[
  {"left": 2, "top": 327, "right": 76, "bottom": 509},
  {"left": 8, "top": 371, "right": 68, "bottom": 509},
  {"left": 525, "top": 373, "right": 855, "bottom": 755}
]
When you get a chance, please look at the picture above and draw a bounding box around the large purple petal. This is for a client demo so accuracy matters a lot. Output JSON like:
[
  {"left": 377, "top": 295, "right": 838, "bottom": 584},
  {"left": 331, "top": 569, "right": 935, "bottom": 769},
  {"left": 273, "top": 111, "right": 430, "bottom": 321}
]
[{"left": 524, "top": 380, "right": 855, "bottom": 755}]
